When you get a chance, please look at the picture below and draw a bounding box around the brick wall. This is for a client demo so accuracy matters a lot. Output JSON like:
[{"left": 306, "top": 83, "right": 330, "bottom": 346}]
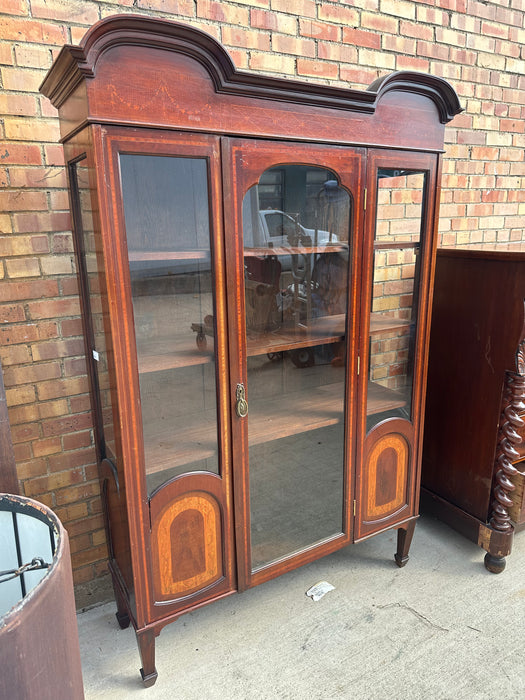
[{"left": 1, "top": 0, "right": 524, "bottom": 607}]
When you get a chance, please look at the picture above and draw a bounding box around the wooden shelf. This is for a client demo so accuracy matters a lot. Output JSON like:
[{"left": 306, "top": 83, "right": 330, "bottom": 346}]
[
  {"left": 247, "top": 314, "right": 346, "bottom": 355},
  {"left": 143, "top": 380, "right": 406, "bottom": 475},
  {"left": 137, "top": 337, "right": 214, "bottom": 374},
  {"left": 370, "top": 314, "right": 411, "bottom": 335},
  {"left": 374, "top": 241, "right": 420, "bottom": 250},
  {"left": 136, "top": 313, "right": 410, "bottom": 374},
  {"left": 244, "top": 243, "right": 348, "bottom": 257},
  {"left": 129, "top": 250, "right": 210, "bottom": 261}
]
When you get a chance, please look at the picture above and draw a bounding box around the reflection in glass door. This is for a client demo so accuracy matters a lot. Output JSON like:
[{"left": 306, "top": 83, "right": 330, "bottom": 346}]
[
  {"left": 241, "top": 165, "right": 352, "bottom": 570},
  {"left": 119, "top": 154, "right": 220, "bottom": 495},
  {"left": 366, "top": 169, "right": 427, "bottom": 430}
]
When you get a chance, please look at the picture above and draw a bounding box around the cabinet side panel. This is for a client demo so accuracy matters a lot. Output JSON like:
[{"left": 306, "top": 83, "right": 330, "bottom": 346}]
[
  {"left": 64, "top": 129, "right": 135, "bottom": 611},
  {"left": 422, "top": 253, "right": 525, "bottom": 521}
]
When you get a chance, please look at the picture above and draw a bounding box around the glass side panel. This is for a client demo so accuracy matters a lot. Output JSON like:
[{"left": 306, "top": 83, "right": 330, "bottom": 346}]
[
  {"left": 119, "top": 154, "right": 218, "bottom": 495},
  {"left": 242, "top": 165, "right": 351, "bottom": 571},
  {"left": 71, "top": 158, "right": 117, "bottom": 463},
  {"left": 366, "top": 169, "right": 427, "bottom": 432}
]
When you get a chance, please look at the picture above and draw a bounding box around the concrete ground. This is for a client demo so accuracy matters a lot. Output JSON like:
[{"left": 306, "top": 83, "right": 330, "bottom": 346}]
[{"left": 78, "top": 515, "right": 525, "bottom": 700}]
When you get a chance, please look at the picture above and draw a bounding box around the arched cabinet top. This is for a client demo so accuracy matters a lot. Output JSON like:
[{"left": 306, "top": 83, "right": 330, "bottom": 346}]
[{"left": 40, "top": 14, "right": 462, "bottom": 147}]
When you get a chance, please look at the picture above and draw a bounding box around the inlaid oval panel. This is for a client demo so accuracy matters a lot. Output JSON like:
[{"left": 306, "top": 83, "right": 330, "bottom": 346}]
[
  {"left": 152, "top": 491, "right": 222, "bottom": 601},
  {"left": 365, "top": 434, "right": 409, "bottom": 521}
]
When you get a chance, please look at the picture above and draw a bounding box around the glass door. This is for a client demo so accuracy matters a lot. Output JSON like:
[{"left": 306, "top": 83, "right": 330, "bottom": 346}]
[
  {"left": 356, "top": 150, "right": 438, "bottom": 540},
  {"left": 224, "top": 140, "right": 363, "bottom": 587},
  {"left": 106, "top": 130, "right": 235, "bottom": 608}
]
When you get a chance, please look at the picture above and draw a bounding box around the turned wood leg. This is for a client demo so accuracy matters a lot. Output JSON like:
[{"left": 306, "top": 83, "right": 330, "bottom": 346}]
[
  {"left": 484, "top": 552, "right": 506, "bottom": 574},
  {"left": 394, "top": 520, "right": 416, "bottom": 568},
  {"left": 137, "top": 629, "right": 158, "bottom": 687}
]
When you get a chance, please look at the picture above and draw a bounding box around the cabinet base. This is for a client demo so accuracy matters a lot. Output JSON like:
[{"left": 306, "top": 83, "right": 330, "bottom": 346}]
[{"left": 420, "top": 488, "right": 514, "bottom": 572}]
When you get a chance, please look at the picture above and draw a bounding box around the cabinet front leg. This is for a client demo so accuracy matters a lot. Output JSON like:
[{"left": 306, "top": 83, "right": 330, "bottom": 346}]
[
  {"left": 394, "top": 520, "right": 416, "bottom": 568},
  {"left": 137, "top": 629, "right": 158, "bottom": 687}
]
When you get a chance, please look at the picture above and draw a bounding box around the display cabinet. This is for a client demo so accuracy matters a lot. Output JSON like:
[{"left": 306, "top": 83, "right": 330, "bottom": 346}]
[
  {"left": 40, "top": 16, "right": 461, "bottom": 685},
  {"left": 422, "top": 245, "right": 525, "bottom": 573}
]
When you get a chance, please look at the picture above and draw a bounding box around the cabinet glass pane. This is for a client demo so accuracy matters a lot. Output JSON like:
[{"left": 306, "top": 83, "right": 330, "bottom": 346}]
[
  {"left": 367, "top": 169, "right": 426, "bottom": 431},
  {"left": 70, "top": 157, "right": 117, "bottom": 464},
  {"left": 119, "top": 155, "right": 218, "bottom": 494},
  {"left": 242, "top": 165, "right": 351, "bottom": 570}
]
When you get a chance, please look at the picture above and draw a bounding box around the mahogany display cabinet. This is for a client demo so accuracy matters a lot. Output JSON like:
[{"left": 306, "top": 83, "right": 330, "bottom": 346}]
[
  {"left": 422, "top": 245, "right": 525, "bottom": 574},
  {"left": 40, "top": 16, "right": 461, "bottom": 686}
]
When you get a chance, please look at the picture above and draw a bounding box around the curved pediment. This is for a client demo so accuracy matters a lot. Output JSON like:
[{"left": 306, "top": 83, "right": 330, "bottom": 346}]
[{"left": 41, "top": 14, "right": 461, "bottom": 125}]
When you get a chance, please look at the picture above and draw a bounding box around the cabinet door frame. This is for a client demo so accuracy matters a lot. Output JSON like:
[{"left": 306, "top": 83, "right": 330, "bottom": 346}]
[
  {"left": 222, "top": 137, "right": 365, "bottom": 590},
  {"left": 355, "top": 149, "right": 440, "bottom": 541},
  {"left": 99, "top": 126, "right": 235, "bottom": 623}
]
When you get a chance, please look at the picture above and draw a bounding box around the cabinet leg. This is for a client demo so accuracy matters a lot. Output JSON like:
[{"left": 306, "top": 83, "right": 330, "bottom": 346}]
[
  {"left": 394, "top": 520, "right": 416, "bottom": 568},
  {"left": 484, "top": 552, "right": 506, "bottom": 574},
  {"left": 137, "top": 629, "right": 158, "bottom": 687},
  {"left": 112, "top": 580, "right": 130, "bottom": 630}
]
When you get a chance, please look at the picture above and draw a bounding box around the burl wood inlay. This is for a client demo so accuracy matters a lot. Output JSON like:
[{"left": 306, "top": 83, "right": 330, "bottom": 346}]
[
  {"left": 366, "top": 434, "right": 408, "bottom": 519},
  {"left": 153, "top": 492, "right": 222, "bottom": 599}
]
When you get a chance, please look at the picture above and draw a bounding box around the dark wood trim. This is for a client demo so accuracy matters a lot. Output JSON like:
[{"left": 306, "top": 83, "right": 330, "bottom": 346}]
[{"left": 40, "top": 15, "right": 462, "bottom": 124}]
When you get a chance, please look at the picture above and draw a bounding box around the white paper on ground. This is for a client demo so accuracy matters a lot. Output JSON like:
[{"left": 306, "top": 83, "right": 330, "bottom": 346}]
[{"left": 306, "top": 581, "right": 335, "bottom": 601}]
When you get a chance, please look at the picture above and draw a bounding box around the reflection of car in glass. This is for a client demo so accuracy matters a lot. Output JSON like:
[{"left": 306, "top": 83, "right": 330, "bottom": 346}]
[{"left": 257, "top": 209, "right": 336, "bottom": 247}]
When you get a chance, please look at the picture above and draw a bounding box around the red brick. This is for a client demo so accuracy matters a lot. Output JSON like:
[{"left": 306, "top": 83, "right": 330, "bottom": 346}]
[
  {"left": 0, "top": 93, "right": 39, "bottom": 116},
  {"left": 4, "top": 361, "right": 60, "bottom": 387},
  {"left": 17, "top": 458, "right": 47, "bottom": 480},
  {"left": 52, "top": 233, "right": 74, "bottom": 253},
  {"left": 9, "top": 166, "right": 67, "bottom": 189},
  {"left": 11, "top": 422, "right": 40, "bottom": 443},
  {"left": 1, "top": 279, "right": 58, "bottom": 302},
  {"left": 196, "top": 0, "right": 249, "bottom": 25},
  {"left": 0, "top": 304, "right": 26, "bottom": 323},
  {"left": 297, "top": 58, "right": 338, "bottom": 80},
  {"left": 0, "top": 343, "right": 32, "bottom": 366},
  {"left": 137, "top": 0, "right": 195, "bottom": 14},
  {"left": 317, "top": 2, "right": 358, "bottom": 25},
  {"left": 43, "top": 145, "right": 65, "bottom": 167},
  {"left": 55, "top": 481, "right": 101, "bottom": 507},
  {"left": 1, "top": 66, "right": 46, "bottom": 92},
  {"left": 0, "top": 189, "right": 47, "bottom": 211},
  {"left": 4, "top": 117, "right": 60, "bottom": 143},
  {"left": 1, "top": 0, "right": 30, "bottom": 16},
  {"left": 27, "top": 297, "right": 81, "bottom": 320},
  {"left": 0, "top": 143, "right": 42, "bottom": 165},
  {"left": 69, "top": 395, "right": 93, "bottom": 413},
  {"left": 30, "top": 0, "right": 98, "bottom": 23},
  {"left": 30, "top": 337, "right": 85, "bottom": 361},
  {"left": 62, "top": 430, "right": 93, "bottom": 452},
  {"left": 342, "top": 28, "right": 381, "bottom": 51},
  {"left": 222, "top": 26, "right": 270, "bottom": 51},
  {"left": 318, "top": 42, "right": 358, "bottom": 64},
  {"left": 250, "top": 8, "right": 296, "bottom": 34},
  {"left": 42, "top": 412, "right": 94, "bottom": 439},
  {"left": 48, "top": 446, "right": 96, "bottom": 473},
  {"left": 396, "top": 55, "right": 430, "bottom": 73},
  {"left": 13, "top": 442, "right": 32, "bottom": 463},
  {"left": 273, "top": 34, "right": 315, "bottom": 58},
  {"left": 33, "top": 436, "right": 62, "bottom": 458},
  {"left": 70, "top": 542, "right": 108, "bottom": 567},
  {"left": 60, "top": 318, "right": 84, "bottom": 337},
  {"left": 13, "top": 211, "right": 71, "bottom": 233},
  {"left": 0, "top": 321, "right": 58, "bottom": 346},
  {"left": 300, "top": 18, "right": 340, "bottom": 43}
]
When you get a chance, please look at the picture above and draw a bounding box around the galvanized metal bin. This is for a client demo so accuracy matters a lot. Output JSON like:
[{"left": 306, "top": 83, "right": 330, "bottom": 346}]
[{"left": 0, "top": 493, "right": 84, "bottom": 699}]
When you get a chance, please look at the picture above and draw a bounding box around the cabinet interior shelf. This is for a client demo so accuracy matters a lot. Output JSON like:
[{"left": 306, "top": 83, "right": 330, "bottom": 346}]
[
  {"left": 244, "top": 244, "right": 348, "bottom": 257},
  {"left": 143, "top": 380, "right": 406, "bottom": 475},
  {"left": 129, "top": 250, "right": 210, "bottom": 261},
  {"left": 137, "top": 313, "right": 411, "bottom": 374}
]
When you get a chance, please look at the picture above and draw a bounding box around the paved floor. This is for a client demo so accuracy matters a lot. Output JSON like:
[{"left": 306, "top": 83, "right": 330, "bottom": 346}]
[{"left": 78, "top": 515, "right": 525, "bottom": 700}]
